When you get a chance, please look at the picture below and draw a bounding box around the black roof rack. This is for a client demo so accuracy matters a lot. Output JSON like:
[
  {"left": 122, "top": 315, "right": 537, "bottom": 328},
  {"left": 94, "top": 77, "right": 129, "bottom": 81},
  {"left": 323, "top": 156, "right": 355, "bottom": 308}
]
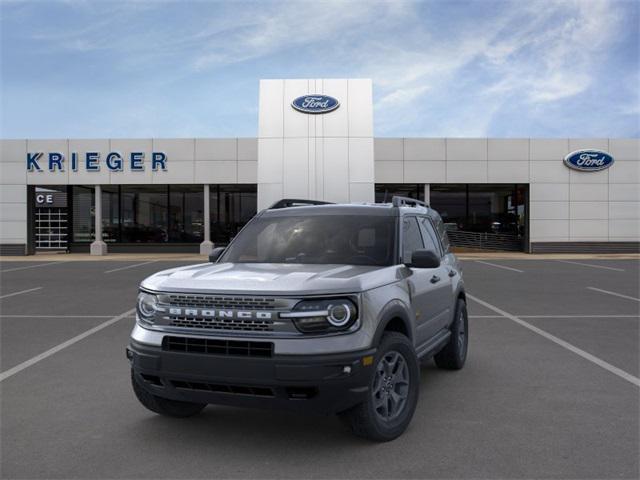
[
  {"left": 269, "top": 198, "right": 334, "bottom": 209},
  {"left": 391, "top": 196, "right": 428, "bottom": 208}
]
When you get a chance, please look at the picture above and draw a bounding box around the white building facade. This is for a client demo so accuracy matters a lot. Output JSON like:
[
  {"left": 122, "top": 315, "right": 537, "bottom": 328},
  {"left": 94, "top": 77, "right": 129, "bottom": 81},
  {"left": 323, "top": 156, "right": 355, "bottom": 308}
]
[{"left": 1, "top": 78, "right": 638, "bottom": 255}]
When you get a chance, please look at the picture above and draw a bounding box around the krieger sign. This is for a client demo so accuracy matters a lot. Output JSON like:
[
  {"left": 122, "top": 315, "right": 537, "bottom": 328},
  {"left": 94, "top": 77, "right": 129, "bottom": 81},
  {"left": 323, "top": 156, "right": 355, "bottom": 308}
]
[{"left": 27, "top": 151, "right": 168, "bottom": 172}]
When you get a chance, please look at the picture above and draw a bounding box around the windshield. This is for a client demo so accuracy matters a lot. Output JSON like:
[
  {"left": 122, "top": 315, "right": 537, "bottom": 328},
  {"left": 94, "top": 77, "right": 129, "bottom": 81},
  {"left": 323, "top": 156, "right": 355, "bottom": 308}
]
[{"left": 220, "top": 214, "right": 397, "bottom": 266}]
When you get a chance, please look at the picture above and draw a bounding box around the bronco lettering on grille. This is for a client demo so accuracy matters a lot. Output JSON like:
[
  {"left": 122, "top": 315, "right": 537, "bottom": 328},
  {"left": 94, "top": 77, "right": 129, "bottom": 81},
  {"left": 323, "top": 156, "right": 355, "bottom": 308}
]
[{"left": 168, "top": 308, "right": 273, "bottom": 320}]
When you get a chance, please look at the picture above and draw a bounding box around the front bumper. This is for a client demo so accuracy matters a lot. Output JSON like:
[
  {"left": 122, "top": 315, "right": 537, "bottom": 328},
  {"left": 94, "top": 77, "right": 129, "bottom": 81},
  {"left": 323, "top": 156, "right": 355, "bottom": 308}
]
[{"left": 128, "top": 339, "right": 376, "bottom": 415}]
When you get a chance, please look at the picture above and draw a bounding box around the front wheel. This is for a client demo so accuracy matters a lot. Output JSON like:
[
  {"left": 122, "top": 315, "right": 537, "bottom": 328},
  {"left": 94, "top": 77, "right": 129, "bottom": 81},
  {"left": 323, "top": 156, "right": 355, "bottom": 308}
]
[
  {"left": 434, "top": 298, "right": 468, "bottom": 370},
  {"left": 339, "top": 332, "right": 420, "bottom": 442}
]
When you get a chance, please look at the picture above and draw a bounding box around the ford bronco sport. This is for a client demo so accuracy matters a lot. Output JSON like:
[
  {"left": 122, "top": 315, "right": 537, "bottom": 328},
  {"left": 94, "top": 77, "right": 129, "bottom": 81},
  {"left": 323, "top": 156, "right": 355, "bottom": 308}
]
[{"left": 128, "top": 197, "right": 468, "bottom": 441}]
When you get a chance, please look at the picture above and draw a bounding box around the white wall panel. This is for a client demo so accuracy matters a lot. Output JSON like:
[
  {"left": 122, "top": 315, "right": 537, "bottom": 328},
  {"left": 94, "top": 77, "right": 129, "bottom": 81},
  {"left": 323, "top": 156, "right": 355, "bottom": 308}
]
[
  {"left": 405, "top": 161, "right": 446, "bottom": 183},
  {"left": 446, "top": 139, "right": 487, "bottom": 161},
  {"left": 569, "top": 168, "right": 608, "bottom": 184},
  {"left": 570, "top": 202, "right": 608, "bottom": 220},
  {"left": 322, "top": 138, "right": 349, "bottom": 202},
  {"left": 570, "top": 184, "right": 608, "bottom": 202},
  {"left": 609, "top": 184, "right": 640, "bottom": 202},
  {"left": 402, "top": 161, "right": 435, "bottom": 183},
  {"left": 530, "top": 139, "right": 569, "bottom": 160},
  {"left": 109, "top": 139, "right": 153, "bottom": 185},
  {"left": 487, "top": 161, "right": 529, "bottom": 183},
  {"left": 153, "top": 162, "right": 195, "bottom": 184},
  {"left": 195, "top": 138, "right": 235, "bottom": 161},
  {"left": 404, "top": 138, "right": 445, "bottom": 161},
  {"left": 154, "top": 138, "right": 194, "bottom": 162},
  {"left": 609, "top": 202, "right": 640, "bottom": 220},
  {"left": 283, "top": 138, "right": 309, "bottom": 197},
  {"left": 569, "top": 138, "right": 608, "bottom": 153},
  {"left": 570, "top": 220, "right": 608, "bottom": 239},
  {"left": 375, "top": 161, "right": 403, "bottom": 183},
  {"left": 609, "top": 219, "right": 640, "bottom": 238},
  {"left": 0, "top": 203, "right": 26, "bottom": 221},
  {"left": 258, "top": 80, "right": 284, "bottom": 138},
  {"left": 609, "top": 161, "right": 640, "bottom": 184},
  {"left": 283, "top": 79, "right": 310, "bottom": 138},
  {"left": 374, "top": 139, "right": 403, "bottom": 161},
  {"left": 530, "top": 183, "right": 570, "bottom": 202},
  {"left": 530, "top": 202, "right": 569, "bottom": 220},
  {"left": 530, "top": 220, "right": 569, "bottom": 240},
  {"left": 27, "top": 139, "right": 69, "bottom": 185},
  {"left": 0, "top": 184, "right": 25, "bottom": 203},
  {"left": 446, "top": 161, "right": 487, "bottom": 183},
  {"left": 237, "top": 138, "right": 258, "bottom": 161},
  {"left": 0, "top": 221, "right": 27, "bottom": 242},
  {"left": 348, "top": 138, "right": 374, "bottom": 183},
  {"left": 321, "top": 79, "right": 349, "bottom": 137},
  {"left": 0, "top": 140, "right": 26, "bottom": 163},
  {"left": 530, "top": 161, "right": 569, "bottom": 183},
  {"left": 350, "top": 182, "right": 374, "bottom": 202},
  {"left": 237, "top": 161, "right": 257, "bottom": 183},
  {"left": 257, "top": 138, "right": 283, "bottom": 184},
  {"left": 488, "top": 139, "right": 529, "bottom": 161},
  {"left": 609, "top": 139, "right": 640, "bottom": 161},
  {"left": 348, "top": 79, "right": 373, "bottom": 137},
  {"left": 195, "top": 161, "right": 237, "bottom": 183},
  {"left": 1, "top": 163, "right": 27, "bottom": 185}
]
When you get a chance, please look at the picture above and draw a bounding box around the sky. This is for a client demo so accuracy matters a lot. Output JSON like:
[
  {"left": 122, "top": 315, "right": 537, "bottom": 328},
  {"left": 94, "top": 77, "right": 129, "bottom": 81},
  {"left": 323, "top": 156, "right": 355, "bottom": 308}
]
[{"left": 1, "top": 0, "right": 638, "bottom": 139}]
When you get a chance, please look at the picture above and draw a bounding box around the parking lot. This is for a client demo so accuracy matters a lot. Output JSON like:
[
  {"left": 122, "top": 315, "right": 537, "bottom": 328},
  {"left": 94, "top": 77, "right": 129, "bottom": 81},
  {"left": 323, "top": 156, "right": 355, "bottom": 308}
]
[{"left": 1, "top": 256, "right": 638, "bottom": 479}]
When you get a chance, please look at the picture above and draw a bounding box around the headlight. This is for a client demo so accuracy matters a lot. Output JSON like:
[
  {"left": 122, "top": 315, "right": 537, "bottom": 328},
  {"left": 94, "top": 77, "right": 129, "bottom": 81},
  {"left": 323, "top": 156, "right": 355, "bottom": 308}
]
[
  {"left": 136, "top": 291, "right": 158, "bottom": 325},
  {"left": 281, "top": 298, "right": 358, "bottom": 333}
]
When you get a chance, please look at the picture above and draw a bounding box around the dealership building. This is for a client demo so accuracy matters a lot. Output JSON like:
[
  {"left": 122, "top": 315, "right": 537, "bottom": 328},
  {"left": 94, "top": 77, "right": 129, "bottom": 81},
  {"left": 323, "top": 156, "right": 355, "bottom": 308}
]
[{"left": 1, "top": 78, "right": 639, "bottom": 255}]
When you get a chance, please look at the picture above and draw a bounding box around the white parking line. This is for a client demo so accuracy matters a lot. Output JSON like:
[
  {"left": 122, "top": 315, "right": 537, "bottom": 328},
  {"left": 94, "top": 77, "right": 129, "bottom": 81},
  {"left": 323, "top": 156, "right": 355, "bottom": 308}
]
[
  {"left": 475, "top": 261, "right": 524, "bottom": 273},
  {"left": 469, "top": 314, "right": 640, "bottom": 319},
  {"left": 0, "top": 261, "right": 68, "bottom": 273},
  {"left": 104, "top": 261, "right": 157, "bottom": 274},
  {"left": 0, "top": 287, "right": 43, "bottom": 300},
  {"left": 467, "top": 293, "right": 640, "bottom": 388},
  {"left": 557, "top": 260, "right": 625, "bottom": 272},
  {"left": 0, "top": 308, "right": 135, "bottom": 383},
  {"left": 587, "top": 287, "right": 640, "bottom": 303}
]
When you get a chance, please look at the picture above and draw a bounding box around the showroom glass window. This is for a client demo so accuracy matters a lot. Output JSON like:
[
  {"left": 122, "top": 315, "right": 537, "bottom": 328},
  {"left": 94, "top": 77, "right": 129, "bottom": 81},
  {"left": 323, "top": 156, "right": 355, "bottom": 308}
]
[
  {"left": 71, "top": 186, "right": 119, "bottom": 242},
  {"left": 210, "top": 185, "right": 257, "bottom": 244},
  {"left": 120, "top": 186, "right": 169, "bottom": 243},
  {"left": 169, "top": 186, "right": 203, "bottom": 242}
]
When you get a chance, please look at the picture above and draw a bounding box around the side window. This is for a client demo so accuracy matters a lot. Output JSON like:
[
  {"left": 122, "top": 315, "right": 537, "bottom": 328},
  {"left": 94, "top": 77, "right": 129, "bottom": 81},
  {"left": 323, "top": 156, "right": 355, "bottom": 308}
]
[
  {"left": 419, "top": 217, "right": 442, "bottom": 257},
  {"left": 433, "top": 215, "right": 450, "bottom": 252},
  {"left": 402, "top": 217, "right": 424, "bottom": 264}
]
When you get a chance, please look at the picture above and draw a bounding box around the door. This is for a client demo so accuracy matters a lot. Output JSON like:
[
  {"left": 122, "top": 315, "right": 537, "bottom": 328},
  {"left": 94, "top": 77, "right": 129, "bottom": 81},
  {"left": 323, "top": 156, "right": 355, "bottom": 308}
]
[
  {"left": 418, "top": 216, "right": 453, "bottom": 331},
  {"left": 402, "top": 216, "right": 450, "bottom": 347}
]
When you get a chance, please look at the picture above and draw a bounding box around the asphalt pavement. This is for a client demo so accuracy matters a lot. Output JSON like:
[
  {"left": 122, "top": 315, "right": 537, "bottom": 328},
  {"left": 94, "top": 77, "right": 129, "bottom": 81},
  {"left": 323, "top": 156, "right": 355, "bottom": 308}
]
[{"left": 1, "top": 257, "right": 638, "bottom": 479}]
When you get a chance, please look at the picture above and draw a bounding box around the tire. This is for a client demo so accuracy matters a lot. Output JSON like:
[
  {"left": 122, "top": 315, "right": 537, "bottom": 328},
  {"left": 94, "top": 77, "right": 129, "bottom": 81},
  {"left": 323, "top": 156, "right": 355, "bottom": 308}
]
[
  {"left": 434, "top": 298, "right": 468, "bottom": 370},
  {"left": 131, "top": 370, "right": 206, "bottom": 418},
  {"left": 339, "top": 332, "right": 420, "bottom": 442}
]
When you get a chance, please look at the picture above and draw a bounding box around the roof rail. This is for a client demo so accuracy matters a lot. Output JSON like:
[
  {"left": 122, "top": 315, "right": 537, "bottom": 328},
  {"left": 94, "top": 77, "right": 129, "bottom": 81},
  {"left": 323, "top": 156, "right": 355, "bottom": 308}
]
[
  {"left": 269, "top": 198, "right": 334, "bottom": 209},
  {"left": 391, "top": 196, "right": 429, "bottom": 208}
]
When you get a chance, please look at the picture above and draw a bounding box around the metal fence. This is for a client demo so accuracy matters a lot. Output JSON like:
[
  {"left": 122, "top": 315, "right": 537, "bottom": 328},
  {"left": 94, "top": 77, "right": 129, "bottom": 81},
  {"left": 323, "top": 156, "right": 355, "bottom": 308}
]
[{"left": 446, "top": 230, "right": 523, "bottom": 251}]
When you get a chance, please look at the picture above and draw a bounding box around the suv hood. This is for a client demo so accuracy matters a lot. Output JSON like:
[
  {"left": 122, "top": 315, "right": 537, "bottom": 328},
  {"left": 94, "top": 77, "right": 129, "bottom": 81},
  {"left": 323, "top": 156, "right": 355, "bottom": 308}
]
[{"left": 140, "top": 262, "right": 400, "bottom": 296}]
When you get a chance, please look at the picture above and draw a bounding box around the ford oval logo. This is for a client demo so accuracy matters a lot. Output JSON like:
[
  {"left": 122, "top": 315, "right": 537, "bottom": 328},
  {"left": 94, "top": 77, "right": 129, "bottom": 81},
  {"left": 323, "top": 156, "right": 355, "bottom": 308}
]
[
  {"left": 564, "top": 149, "right": 614, "bottom": 172},
  {"left": 291, "top": 95, "right": 339, "bottom": 114}
]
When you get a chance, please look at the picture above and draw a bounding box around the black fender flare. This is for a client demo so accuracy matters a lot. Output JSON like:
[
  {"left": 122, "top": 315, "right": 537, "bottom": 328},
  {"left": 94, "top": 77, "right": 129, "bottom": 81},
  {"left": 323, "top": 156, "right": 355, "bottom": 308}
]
[{"left": 371, "top": 299, "right": 414, "bottom": 347}]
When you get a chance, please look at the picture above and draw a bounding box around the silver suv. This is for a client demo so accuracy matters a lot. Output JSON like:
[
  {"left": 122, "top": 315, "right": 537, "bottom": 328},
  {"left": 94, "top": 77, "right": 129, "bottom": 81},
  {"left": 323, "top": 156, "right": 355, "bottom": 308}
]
[{"left": 128, "top": 197, "right": 468, "bottom": 441}]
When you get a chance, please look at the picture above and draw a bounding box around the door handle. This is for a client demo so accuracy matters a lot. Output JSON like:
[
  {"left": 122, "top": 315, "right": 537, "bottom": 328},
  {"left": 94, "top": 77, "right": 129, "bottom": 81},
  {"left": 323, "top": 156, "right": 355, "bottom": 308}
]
[
  {"left": 448, "top": 269, "right": 457, "bottom": 277},
  {"left": 430, "top": 275, "right": 441, "bottom": 284}
]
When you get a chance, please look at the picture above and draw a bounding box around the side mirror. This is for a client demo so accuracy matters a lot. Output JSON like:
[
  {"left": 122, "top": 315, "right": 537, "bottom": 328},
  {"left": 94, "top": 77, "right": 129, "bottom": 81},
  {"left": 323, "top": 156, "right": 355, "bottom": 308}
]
[
  {"left": 407, "top": 249, "right": 440, "bottom": 269},
  {"left": 208, "top": 247, "right": 226, "bottom": 263}
]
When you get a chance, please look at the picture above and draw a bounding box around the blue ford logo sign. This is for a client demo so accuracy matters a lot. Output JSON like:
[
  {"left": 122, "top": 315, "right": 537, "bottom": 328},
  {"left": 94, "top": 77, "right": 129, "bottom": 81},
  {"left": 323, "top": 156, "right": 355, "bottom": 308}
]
[
  {"left": 564, "top": 149, "right": 614, "bottom": 172},
  {"left": 291, "top": 95, "right": 339, "bottom": 114}
]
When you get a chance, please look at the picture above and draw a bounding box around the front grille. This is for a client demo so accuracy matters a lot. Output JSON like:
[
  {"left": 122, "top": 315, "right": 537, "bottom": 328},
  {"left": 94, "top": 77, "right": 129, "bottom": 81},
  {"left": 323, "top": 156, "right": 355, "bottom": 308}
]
[
  {"left": 171, "top": 380, "right": 274, "bottom": 397},
  {"left": 167, "top": 294, "right": 277, "bottom": 310},
  {"left": 168, "top": 316, "right": 274, "bottom": 332},
  {"left": 163, "top": 336, "right": 273, "bottom": 357}
]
